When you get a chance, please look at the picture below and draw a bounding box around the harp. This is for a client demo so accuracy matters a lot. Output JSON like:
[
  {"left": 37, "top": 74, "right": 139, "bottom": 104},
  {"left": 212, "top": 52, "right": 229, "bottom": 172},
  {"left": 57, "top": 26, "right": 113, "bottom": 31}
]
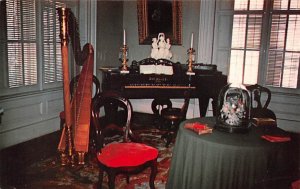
[{"left": 57, "top": 8, "right": 94, "bottom": 165}]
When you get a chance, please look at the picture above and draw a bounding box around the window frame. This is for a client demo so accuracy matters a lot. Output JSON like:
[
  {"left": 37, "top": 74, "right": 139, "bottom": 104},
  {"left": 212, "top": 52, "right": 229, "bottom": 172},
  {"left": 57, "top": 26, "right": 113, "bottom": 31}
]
[
  {"left": 262, "top": 0, "right": 300, "bottom": 94},
  {"left": 228, "top": 0, "right": 300, "bottom": 95}
]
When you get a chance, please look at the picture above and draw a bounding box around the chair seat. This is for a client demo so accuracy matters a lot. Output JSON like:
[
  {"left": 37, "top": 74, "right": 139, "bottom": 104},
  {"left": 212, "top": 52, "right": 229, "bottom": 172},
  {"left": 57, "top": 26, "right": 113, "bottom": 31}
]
[
  {"left": 252, "top": 108, "right": 277, "bottom": 121},
  {"left": 292, "top": 179, "right": 300, "bottom": 189},
  {"left": 97, "top": 143, "right": 158, "bottom": 168},
  {"left": 161, "top": 108, "right": 183, "bottom": 121}
]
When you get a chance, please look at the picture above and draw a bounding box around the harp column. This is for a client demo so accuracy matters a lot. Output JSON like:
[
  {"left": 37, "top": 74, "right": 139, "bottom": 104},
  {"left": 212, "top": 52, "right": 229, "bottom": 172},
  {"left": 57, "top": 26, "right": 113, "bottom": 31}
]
[{"left": 57, "top": 7, "right": 75, "bottom": 166}]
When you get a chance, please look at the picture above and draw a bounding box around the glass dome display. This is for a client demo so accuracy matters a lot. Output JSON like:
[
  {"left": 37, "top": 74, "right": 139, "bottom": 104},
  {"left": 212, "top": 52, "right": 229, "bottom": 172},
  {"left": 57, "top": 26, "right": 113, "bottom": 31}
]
[{"left": 215, "top": 83, "right": 251, "bottom": 133}]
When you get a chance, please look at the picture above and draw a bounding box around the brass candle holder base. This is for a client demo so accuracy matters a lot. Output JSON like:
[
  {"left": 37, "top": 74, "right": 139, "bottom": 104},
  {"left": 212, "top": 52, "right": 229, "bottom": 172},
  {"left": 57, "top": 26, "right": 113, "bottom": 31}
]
[
  {"left": 120, "top": 45, "right": 129, "bottom": 74},
  {"left": 186, "top": 48, "right": 195, "bottom": 75},
  {"left": 186, "top": 71, "right": 195, "bottom": 75}
]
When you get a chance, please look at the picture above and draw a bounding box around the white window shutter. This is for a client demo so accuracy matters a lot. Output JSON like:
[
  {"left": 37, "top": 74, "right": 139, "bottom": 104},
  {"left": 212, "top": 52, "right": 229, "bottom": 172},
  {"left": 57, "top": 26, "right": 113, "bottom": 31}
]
[{"left": 6, "top": 0, "right": 37, "bottom": 88}]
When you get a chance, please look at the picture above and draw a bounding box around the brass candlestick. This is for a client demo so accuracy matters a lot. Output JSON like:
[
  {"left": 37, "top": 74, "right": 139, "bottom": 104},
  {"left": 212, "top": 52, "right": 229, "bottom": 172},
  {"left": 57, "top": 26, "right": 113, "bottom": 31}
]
[
  {"left": 187, "top": 48, "right": 195, "bottom": 75},
  {"left": 120, "top": 45, "right": 129, "bottom": 73}
]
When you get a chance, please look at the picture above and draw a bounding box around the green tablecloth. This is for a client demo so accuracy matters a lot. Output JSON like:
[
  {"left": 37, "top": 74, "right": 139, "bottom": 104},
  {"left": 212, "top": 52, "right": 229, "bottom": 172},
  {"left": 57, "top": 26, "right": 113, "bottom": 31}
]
[{"left": 166, "top": 117, "right": 292, "bottom": 189}]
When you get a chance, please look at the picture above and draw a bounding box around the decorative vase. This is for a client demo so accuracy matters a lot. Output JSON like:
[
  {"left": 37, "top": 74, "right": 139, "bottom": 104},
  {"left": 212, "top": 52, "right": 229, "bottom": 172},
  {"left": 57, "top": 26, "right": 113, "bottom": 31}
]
[{"left": 215, "top": 83, "right": 251, "bottom": 133}]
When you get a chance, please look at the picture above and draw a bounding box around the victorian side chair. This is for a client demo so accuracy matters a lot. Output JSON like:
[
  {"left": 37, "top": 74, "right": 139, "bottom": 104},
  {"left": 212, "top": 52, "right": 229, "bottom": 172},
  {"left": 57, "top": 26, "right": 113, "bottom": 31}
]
[
  {"left": 247, "top": 84, "right": 277, "bottom": 121},
  {"left": 92, "top": 91, "right": 158, "bottom": 189}
]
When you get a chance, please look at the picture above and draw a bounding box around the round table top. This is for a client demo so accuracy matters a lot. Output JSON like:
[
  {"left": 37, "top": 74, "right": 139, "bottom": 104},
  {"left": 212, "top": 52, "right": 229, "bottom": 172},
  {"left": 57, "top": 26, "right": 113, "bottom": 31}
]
[{"left": 179, "top": 117, "right": 286, "bottom": 149}]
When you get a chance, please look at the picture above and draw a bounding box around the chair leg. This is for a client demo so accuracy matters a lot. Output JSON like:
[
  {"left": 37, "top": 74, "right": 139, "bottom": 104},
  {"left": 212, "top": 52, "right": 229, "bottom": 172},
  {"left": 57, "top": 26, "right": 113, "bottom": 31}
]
[
  {"left": 149, "top": 160, "right": 158, "bottom": 189},
  {"left": 107, "top": 170, "right": 116, "bottom": 189},
  {"left": 162, "top": 120, "right": 178, "bottom": 147},
  {"left": 165, "top": 132, "right": 173, "bottom": 148},
  {"left": 97, "top": 169, "right": 104, "bottom": 189}
]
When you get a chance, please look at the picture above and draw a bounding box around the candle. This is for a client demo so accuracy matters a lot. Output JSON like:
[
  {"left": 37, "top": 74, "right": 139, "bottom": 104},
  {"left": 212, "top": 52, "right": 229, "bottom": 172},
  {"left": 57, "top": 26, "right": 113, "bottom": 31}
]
[
  {"left": 190, "top": 33, "right": 194, "bottom": 49},
  {"left": 123, "top": 29, "right": 126, "bottom": 45}
]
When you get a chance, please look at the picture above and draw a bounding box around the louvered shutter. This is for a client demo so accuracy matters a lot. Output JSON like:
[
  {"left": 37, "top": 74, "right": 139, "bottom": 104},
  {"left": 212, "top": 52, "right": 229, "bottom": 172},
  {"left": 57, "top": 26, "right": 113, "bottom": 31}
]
[
  {"left": 266, "top": 0, "right": 300, "bottom": 88},
  {"left": 228, "top": 1, "right": 263, "bottom": 85},
  {"left": 229, "top": 0, "right": 299, "bottom": 89},
  {"left": 43, "top": 0, "right": 63, "bottom": 84},
  {"left": 6, "top": 0, "right": 37, "bottom": 88}
]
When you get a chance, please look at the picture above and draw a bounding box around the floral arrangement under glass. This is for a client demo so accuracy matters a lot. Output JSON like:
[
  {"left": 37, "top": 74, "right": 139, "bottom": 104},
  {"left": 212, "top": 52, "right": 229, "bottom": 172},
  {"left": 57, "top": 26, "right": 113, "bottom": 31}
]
[
  {"left": 216, "top": 83, "right": 251, "bottom": 133},
  {"left": 220, "top": 94, "right": 246, "bottom": 125}
]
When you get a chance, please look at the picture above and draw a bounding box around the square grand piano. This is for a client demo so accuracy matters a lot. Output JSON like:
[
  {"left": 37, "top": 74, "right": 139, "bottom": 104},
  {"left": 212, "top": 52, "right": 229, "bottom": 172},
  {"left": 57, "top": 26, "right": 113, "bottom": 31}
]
[{"left": 100, "top": 58, "right": 227, "bottom": 117}]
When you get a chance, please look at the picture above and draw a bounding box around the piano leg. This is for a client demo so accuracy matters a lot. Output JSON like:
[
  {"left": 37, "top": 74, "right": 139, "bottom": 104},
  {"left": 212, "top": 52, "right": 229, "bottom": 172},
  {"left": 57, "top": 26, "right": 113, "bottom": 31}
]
[
  {"left": 198, "top": 96, "right": 210, "bottom": 117},
  {"left": 151, "top": 98, "right": 172, "bottom": 116},
  {"left": 211, "top": 95, "right": 218, "bottom": 116},
  {"left": 151, "top": 98, "right": 172, "bottom": 129},
  {"left": 198, "top": 96, "right": 220, "bottom": 117}
]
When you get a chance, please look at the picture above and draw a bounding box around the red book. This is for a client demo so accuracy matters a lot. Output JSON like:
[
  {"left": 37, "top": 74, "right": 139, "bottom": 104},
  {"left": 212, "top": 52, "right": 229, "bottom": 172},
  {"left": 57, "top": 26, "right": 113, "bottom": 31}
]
[
  {"left": 261, "top": 135, "right": 291, "bottom": 142},
  {"left": 184, "top": 122, "right": 213, "bottom": 135}
]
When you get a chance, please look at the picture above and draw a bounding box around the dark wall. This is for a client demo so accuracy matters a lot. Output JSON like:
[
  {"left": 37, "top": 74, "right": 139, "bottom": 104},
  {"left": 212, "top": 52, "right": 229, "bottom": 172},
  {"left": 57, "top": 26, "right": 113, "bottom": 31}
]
[{"left": 96, "top": 1, "right": 123, "bottom": 79}]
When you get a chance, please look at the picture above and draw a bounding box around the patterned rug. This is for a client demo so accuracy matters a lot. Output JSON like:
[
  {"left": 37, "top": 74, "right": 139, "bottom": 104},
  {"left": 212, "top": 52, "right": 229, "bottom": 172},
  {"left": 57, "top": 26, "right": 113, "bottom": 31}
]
[{"left": 10, "top": 113, "right": 173, "bottom": 189}]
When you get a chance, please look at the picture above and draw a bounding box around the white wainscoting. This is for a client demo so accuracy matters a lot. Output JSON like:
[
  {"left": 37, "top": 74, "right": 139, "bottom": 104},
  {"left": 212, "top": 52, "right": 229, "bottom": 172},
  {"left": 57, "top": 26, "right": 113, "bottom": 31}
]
[
  {"left": 0, "top": 90, "right": 63, "bottom": 149},
  {"left": 270, "top": 93, "right": 300, "bottom": 133}
]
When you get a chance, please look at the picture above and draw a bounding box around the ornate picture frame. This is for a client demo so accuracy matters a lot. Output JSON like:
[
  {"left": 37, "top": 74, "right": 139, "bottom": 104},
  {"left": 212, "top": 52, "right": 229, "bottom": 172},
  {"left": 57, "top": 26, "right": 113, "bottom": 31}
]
[{"left": 137, "top": 0, "right": 182, "bottom": 45}]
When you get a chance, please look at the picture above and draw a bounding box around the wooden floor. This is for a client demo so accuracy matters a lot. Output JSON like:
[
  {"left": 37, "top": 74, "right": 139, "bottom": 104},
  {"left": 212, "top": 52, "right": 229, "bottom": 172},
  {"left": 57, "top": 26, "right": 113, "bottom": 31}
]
[
  {"left": 0, "top": 130, "right": 61, "bottom": 187},
  {"left": 0, "top": 112, "right": 174, "bottom": 189},
  {"left": 0, "top": 112, "right": 161, "bottom": 188}
]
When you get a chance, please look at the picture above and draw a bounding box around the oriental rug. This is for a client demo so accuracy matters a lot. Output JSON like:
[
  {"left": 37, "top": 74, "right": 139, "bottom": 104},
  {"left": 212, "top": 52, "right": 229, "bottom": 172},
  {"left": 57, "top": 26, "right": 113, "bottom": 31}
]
[{"left": 4, "top": 113, "right": 173, "bottom": 189}]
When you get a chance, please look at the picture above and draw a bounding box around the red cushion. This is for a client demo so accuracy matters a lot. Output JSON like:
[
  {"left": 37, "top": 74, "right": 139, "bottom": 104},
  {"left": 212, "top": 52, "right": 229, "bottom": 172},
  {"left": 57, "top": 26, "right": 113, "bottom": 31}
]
[
  {"left": 97, "top": 143, "right": 158, "bottom": 168},
  {"left": 291, "top": 179, "right": 300, "bottom": 189}
]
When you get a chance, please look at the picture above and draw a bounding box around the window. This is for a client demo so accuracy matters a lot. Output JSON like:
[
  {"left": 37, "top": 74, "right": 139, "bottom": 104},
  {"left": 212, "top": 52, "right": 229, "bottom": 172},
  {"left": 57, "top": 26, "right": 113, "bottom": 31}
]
[
  {"left": 43, "top": 0, "right": 64, "bottom": 84},
  {"left": 0, "top": 0, "right": 66, "bottom": 96},
  {"left": 5, "top": 0, "right": 37, "bottom": 88},
  {"left": 229, "top": 0, "right": 300, "bottom": 89}
]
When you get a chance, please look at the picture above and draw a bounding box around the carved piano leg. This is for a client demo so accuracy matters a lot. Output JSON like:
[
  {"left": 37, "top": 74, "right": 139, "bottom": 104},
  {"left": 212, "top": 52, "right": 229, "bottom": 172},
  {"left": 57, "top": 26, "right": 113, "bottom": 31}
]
[
  {"left": 198, "top": 96, "right": 210, "bottom": 117},
  {"left": 198, "top": 96, "right": 219, "bottom": 117},
  {"left": 211, "top": 96, "right": 218, "bottom": 116}
]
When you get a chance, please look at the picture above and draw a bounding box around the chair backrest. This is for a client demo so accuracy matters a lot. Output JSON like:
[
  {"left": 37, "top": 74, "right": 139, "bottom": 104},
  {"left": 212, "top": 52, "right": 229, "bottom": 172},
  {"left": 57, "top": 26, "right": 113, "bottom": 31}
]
[
  {"left": 247, "top": 84, "right": 276, "bottom": 120},
  {"left": 160, "top": 89, "right": 191, "bottom": 121},
  {"left": 92, "top": 90, "right": 133, "bottom": 150},
  {"left": 151, "top": 98, "right": 172, "bottom": 116},
  {"left": 70, "top": 74, "right": 101, "bottom": 101},
  {"left": 247, "top": 84, "right": 271, "bottom": 109}
]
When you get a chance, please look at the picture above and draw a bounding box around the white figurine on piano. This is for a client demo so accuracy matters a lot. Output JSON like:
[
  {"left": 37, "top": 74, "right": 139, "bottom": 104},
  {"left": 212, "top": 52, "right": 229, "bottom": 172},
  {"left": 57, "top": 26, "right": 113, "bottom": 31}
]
[
  {"left": 151, "top": 38, "right": 159, "bottom": 60},
  {"left": 150, "top": 33, "right": 172, "bottom": 60}
]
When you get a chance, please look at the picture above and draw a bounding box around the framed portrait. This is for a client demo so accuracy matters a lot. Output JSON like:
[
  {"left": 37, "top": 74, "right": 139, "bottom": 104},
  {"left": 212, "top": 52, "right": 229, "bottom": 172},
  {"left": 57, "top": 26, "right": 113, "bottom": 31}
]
[{"left": 137, "top": 0, "right": 182, "bottom": 45}]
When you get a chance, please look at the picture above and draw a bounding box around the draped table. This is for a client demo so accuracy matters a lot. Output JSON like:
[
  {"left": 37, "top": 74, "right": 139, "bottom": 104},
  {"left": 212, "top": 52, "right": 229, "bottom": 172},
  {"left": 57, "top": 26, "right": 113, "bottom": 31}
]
[{"left": 166, "top": 117, "right": 293, "bottom": 189}]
